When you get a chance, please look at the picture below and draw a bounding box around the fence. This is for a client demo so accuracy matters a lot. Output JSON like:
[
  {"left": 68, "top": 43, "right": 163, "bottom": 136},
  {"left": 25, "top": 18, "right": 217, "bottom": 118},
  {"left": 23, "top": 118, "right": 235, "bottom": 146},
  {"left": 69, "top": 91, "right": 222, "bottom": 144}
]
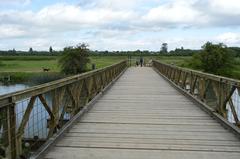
[
  {"left": 0, "top": 60, "right": 127, "bottom": 159},
  {"left": 153, "top": 60, "right": 240, "bottom": 127}
]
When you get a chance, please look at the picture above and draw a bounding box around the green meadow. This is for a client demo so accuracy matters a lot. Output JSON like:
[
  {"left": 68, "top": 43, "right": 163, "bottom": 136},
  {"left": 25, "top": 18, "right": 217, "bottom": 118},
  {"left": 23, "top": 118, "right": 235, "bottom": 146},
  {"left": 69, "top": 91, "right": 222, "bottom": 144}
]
[
  {"left": 0, "top": 56, "right": 127, "bottom": 72},
  {"left": 0, "top": 56, "right": 127, "bottom": 83},
  {"left": 0, "top": 55, "right": 240, "bottom": 83}
]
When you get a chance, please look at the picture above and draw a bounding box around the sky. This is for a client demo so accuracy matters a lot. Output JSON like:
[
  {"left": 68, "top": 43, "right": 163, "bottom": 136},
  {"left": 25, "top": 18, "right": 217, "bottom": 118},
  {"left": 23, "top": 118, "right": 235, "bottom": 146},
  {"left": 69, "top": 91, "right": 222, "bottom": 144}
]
[{"left": 0, "top": 0, "right": 240, "bottom": 51}]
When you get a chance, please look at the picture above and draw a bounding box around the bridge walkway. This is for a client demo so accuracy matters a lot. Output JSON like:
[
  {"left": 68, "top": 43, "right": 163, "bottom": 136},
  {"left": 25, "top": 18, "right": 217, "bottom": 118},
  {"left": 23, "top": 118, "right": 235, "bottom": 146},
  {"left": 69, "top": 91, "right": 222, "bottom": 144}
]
[{"left": 42, "top": 67, "right": 240, "bottom": 159}]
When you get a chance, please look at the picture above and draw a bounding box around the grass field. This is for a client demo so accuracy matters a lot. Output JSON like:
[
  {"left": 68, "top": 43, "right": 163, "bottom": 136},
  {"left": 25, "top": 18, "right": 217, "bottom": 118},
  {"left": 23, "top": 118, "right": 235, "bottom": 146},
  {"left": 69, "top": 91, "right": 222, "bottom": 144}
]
[
  {"left": 1, "top": 55, "right": 240, "bottom": 82},
  {"left": 154, "top": 56, "right": 192, "bottom": 66},
  {"left": 0, "top": 56, "right": 127, "bottom": 83},
  {"left": 0, "top": 56, "right": 127, "bottom": 72}
]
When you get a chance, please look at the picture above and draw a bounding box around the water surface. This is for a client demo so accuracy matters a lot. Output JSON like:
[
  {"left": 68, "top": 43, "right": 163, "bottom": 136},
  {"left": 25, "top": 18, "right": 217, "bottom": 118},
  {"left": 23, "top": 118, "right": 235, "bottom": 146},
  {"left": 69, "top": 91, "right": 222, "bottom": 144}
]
[{"left": 0, "top": 84, "right": 29, "bottom": 96}]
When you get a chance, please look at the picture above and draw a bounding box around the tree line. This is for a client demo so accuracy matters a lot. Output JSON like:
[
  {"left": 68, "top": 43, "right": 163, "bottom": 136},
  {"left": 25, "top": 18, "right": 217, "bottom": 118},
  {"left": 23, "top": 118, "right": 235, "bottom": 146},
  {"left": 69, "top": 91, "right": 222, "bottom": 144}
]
[
  {"left": 0, "top": 48, "right": 199, "bottom": 56},
  {"left": 1, "top": 46, "right": 240, "bottom": 57},
  {"left": 1, "top": 42, "right": 239, "bottom": 79}
]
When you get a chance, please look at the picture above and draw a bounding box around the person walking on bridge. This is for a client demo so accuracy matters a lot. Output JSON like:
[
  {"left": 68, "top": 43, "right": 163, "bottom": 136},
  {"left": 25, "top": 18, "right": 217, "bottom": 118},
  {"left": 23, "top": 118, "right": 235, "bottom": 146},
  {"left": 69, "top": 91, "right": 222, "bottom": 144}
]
[{"left": 140, "top": 57, "right": 144, "bottom": 67}]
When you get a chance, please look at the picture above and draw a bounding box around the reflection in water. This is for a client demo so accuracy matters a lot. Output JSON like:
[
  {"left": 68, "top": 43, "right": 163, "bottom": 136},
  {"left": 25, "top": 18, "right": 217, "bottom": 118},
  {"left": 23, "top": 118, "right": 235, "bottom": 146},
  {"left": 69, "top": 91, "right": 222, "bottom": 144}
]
[{"left": 0, "top": 84, "right": 29, "bottom": 95}]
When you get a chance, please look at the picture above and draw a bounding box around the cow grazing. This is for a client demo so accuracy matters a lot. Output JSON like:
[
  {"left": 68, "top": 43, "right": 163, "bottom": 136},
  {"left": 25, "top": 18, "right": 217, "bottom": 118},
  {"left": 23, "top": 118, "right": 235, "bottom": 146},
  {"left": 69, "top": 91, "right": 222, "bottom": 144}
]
[{"left": 42, "top": 67, "right": 50, "bottom": 72}]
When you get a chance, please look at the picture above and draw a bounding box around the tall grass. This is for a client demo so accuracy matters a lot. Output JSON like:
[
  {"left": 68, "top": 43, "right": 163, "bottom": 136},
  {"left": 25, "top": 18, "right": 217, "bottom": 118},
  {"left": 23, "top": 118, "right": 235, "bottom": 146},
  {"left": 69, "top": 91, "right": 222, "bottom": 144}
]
[
  {"left": 0, "top": 56, "right": 58, "bottom": 61},
  {"left": 0, "top": 72, "right": 64, "bottom": 84}
]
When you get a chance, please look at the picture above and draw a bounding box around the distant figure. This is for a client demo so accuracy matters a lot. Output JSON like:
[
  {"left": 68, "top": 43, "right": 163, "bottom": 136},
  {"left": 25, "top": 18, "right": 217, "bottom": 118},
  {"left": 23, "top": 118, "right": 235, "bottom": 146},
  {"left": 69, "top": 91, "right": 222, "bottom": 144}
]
[
  {"left": 42, "top": 67, "right": 50, "bottom": 72},
  {"left": 140, "top": 57, "right": 143, "bottom": 67}
]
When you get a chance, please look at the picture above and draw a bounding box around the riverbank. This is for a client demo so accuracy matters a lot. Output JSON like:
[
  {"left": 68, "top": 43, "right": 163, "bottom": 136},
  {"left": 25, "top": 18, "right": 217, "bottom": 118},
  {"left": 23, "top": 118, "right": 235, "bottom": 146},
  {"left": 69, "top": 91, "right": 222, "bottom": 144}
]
[
  {"left": 0, "top": 72, "right": 65, "bottom": 85},
  {"left": 0, "top": 56, "right": 127, "bottom": 84}
]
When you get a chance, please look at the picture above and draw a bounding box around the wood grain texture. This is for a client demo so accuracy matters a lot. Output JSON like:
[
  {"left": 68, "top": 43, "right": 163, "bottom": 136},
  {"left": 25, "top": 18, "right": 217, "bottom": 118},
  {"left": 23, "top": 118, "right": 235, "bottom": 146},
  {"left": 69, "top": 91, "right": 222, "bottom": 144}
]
[{"left": 43, "top": 67, "right": 240, "bottom": 159}]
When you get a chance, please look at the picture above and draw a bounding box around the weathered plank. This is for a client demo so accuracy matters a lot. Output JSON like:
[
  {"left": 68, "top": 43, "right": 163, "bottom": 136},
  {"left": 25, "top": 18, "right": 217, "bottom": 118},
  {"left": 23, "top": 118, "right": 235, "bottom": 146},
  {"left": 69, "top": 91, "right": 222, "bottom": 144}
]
[{"left": 44, "top": 147, "right": 240, "bottom": 159}]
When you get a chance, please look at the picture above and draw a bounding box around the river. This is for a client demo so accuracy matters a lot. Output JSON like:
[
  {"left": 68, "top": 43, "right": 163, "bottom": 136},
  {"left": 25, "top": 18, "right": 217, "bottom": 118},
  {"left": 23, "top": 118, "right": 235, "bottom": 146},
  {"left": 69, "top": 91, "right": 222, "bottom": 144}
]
[
  {"left": 0, "top": 84, "right": 29, "bottom": 96},
  {"left": 0, "top": 84, "right": 50, "bottom": 139}
]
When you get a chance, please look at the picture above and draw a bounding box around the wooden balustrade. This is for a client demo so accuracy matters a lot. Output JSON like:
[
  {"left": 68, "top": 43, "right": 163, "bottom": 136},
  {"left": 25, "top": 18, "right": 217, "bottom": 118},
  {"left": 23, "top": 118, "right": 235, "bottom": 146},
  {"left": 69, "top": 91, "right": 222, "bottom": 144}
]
[
  {"left": 153, "top": 60, "right": 240, "bottom": 127},
  {"left": 0, "top": 60, "right": 127, "bottom": 159}
]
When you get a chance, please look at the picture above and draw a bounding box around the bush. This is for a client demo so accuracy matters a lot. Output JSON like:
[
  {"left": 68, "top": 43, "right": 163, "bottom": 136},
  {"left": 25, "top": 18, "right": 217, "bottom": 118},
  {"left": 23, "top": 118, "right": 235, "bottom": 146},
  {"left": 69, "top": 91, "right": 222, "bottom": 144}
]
[
  {"left": 58, "top": 43, "right": 90, "bottom": 75},
  {"left": 186, "top": 53, "right": 202, "bottom": 69},
  {"left": 190, "top": 42, "right": 234, "bottom": 76}
]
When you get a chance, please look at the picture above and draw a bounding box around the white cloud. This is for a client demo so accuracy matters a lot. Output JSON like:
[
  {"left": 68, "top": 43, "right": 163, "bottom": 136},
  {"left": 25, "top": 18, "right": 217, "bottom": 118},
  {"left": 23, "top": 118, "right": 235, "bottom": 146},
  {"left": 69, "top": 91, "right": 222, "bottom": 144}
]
[
  {"left": 0, "top": 0, "right": 240, "bottom": 50},
  {"left": 143, "top": 1, "right": 203, "bottom": 26},
  {"left": 216, "top": 32, "right": 240, "bottom": 45},
  {"left": 0, "top": 25, "right": 26, "bottom": 38},
  {"left": 0, "top": 3, "right": 137, "bottom": 32},
  {"left": 36, "top": 4, "right": 136, "bottom": 26},
  {"left": 1, "top": 1, "right": 240, "bottom": 33},
  {"left": 207, "top": 0, "right": 240, "bottom": 15}
]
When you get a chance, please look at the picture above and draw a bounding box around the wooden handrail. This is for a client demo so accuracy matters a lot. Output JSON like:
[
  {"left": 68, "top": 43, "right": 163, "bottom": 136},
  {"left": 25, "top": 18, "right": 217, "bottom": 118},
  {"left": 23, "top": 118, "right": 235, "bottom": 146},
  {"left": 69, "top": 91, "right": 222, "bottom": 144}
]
[
  {"left": 152, "top": 60, "right": 240, "bottom": 86},
  {"left": 0, "top": 60, "right": 128, "bottom": 159},
  {"left": 153, "top": 60, "right": 240, "bottom": 127},
  {"left": 0, "top": 60, "right": 127, "bottom": 104}
]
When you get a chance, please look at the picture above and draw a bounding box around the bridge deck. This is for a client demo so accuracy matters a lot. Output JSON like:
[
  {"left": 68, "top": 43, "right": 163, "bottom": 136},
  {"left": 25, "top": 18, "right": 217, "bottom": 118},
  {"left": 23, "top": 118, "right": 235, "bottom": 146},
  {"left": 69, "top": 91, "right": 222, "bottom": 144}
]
[{"left": 43, "top": 67, "right": 240, "bottom": 159}]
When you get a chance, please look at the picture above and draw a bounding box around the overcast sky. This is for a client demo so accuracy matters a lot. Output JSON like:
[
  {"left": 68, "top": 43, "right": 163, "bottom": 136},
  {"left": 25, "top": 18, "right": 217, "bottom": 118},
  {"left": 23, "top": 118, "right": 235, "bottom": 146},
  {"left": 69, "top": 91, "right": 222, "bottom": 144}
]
[{"left": 0, "top": 0, "right": 240, "bottom": 51}]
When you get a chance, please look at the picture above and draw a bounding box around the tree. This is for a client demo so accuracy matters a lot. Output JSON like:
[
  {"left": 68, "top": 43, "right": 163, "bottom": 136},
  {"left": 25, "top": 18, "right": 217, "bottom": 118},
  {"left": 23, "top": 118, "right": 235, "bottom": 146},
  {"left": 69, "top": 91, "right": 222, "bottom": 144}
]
[
  {"left": 58, "top": 43, "right": 90, "bottom": 75},
  {"left": 29, "top": 47, "right": 33, "bottom": 54},
  {"left": 49, "top": 46, "right": 53, "bottom": 54},
  {"left": 12, "top": 48, "right": 16, "bottom": 54},
  {"left": 161, "top": 43, "right": 168, "bottom": 53},
  {"left": 191, "top": 42, "right": 234, "bottom": 76}
]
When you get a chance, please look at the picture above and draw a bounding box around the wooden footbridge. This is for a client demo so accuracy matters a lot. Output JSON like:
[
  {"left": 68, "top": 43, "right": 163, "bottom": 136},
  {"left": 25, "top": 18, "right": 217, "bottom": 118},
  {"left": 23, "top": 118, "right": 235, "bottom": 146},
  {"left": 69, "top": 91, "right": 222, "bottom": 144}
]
[{"left": 0, "top": 60, "right": 240, "bottom": 159}]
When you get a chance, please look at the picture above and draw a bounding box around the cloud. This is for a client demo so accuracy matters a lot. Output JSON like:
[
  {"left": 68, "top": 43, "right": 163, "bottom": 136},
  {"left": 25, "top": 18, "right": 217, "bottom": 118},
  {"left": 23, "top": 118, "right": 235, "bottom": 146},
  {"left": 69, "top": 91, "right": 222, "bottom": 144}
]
[
  {"left": 215, "top": 32, "right": 240, "bottom": 46},
  {"left": 143, "top": 1, "right": 204, "bottom": 27},
  {"left": 193, "top": 0, "right": 240, "bottom": 27},
  {"left": 205, "top": 0, "right": 240, "bottom": 15},
  {"left": 0, "top": 25, "right": 26, "bottom": 39},
  {"left": 143, "top": 0, "right": 240, "bottom": 28},
  {"left": 0, "top": 3, "right": 137, "bottom": 33},
  {"left": 2, "top": 0, "right": 240, "bottom": 33},
  {"left": 0, "top": 0, "right": 240, "bottom": 50}
]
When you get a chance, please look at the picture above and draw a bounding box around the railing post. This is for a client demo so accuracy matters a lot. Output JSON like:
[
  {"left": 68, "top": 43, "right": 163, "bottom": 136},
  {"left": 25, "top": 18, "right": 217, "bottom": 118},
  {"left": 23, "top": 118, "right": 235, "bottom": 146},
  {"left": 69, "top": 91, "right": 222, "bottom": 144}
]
[
  {"left": 219, "top": 79, "right": 227, "bottom": 118},
  {"left": 6, "top": 97, "right": 17, "bottom": 159},
  {"left": 199, "top": 78, "right": 206, "bottom": 102},
  {"left": 48, "top": 88, "right": 63, "bottom": 138}
]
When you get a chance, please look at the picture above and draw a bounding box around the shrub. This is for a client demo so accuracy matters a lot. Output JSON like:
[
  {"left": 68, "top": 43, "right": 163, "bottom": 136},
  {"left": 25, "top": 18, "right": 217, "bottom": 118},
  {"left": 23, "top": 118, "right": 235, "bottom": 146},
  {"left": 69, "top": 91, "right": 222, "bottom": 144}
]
[
  {"left": 190, "top": 42, "right": 234, "bottom": 76},
  {"left": 58, "top": 43, "right": 90, "bottom": 75}
]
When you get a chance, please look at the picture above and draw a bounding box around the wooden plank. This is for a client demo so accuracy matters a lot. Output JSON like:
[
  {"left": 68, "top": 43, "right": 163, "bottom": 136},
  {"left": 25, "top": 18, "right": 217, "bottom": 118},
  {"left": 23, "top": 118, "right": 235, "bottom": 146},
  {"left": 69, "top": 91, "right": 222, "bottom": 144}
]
[
  {"left": 56, "top": 136, "right": 240, "bottom": 146},
  {"left": 70, "top": 122, "right": 229, "bottom": 132},
  {"left": 65, "top": 131, "right": 237, "bottom": 141},
  {"left": 55, "top": 141, "right": 240, "bottom": 152},
  {"left": 44, "top": 147, "right": 240, "bottom": 159}
]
